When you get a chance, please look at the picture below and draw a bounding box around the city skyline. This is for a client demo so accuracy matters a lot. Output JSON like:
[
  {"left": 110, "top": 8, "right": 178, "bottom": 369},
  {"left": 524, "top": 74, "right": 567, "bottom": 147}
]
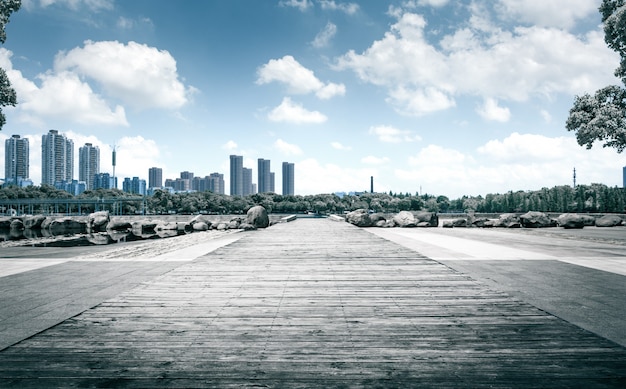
[{"left": 1, "top": 1, "right": 626, "bottom": 198}]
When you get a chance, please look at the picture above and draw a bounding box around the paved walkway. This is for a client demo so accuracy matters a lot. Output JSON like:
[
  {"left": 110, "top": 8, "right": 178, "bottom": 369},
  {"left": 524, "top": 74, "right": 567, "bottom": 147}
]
[{"left": 1, "top": 219, "right": 625, "bottom": 387}]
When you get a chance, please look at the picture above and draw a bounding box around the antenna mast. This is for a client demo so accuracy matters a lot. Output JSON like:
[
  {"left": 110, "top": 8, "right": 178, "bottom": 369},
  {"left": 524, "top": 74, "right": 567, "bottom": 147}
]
[{"left": 573, "top": 167, "right": 576, "bottom": 188}]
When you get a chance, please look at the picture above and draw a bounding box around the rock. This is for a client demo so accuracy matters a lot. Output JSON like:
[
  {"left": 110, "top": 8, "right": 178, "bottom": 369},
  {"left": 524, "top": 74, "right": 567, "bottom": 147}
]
[
  {"left": 23, "top": 215, "right": 46, "bottom": 229},
  {"left": 239, "top": 223, "right": 257, "bottom": 231},
  {"left": 557, "top": 213, "right": 585, "bottom": 229},
  {"left": 228, "top": 218, "right": 242, "bottom": 229},
  {"left": 493, "top": 214, "right": 521, "bottom": 228},
  {"left": 0, "top": 217, "right": 13, "bottom": 229},
  {"left": 48, "top": 217, "right": 87, "bottom": 236},
  {"left": 10, "top": 219, "right": 24, "bottom": 233},
  {"left": 86, "top": 233, "right": 112, "bottom": 245},
  {"left": 216, "top": 222, "right": 228, "bottom": 231},
  {"left": 415, "top": 211, "right": 438, "bottom": 227},
  {"left": 595, "top": 215, "right": 624, "bottom": 227},
  {"left": 580, "top": 214, "right": 597, "bottom": 226},
  {"left": 107, "top": 219, "right": 132, "bottom": 231},
  {"left": 471, "top": 218, "right": 493, "bottom": 228},
  {"left": 519, "top": 211, "right": 556, "bottom": 228},
  {"left": 88, "top": 211, "right": 110, "bottom": 232},
  {"left": 443, "top": 218, "right": 467, "bottom": 228},
  {"left": 345, "top": 209, "right": 373, "bottom": 227},
  {"left": 393, "top": 211, "right": 417, "bottom": 227},
  {"left": 192, "top": 221, "right": 209, "bottom": 231},
  {"left": 177, "top": 222, "right": 193, "bottom": 234},
  {"left": 246, "top": 205, "right": 269, "bottom": 228},
  {"left": 190, "top": 214, "right": 212, "bottom": 229},
  {"left": 370, "top": 214, "right": 386, "bottom": 223}
]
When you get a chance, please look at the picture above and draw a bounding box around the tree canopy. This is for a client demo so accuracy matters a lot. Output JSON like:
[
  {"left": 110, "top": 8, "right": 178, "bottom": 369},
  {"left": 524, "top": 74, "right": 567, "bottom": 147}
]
[
  {"left": 566, "top": 0, "right": 626, "bottom": 152},
  {"left": 0, "top": 0, "right": 20, "bottom": 130}
]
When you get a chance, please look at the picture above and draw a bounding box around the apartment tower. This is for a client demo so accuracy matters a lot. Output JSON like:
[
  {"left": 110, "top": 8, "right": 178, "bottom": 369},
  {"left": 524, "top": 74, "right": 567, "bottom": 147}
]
[
  {"left": 148, "top": 167, "right": 163, "bottom": 188},
  {"left": 79, "top": 143, "right": 100, "bottom": 190},
  {"left": 4, "top": 135, "right": 29, "bottom": 184},
  {"left": 282, "top": 162, "right": 295, "bottom": 196},
  {"left": 230, "top": 155, "right": 243, "bottom": 196},
  {"left": 41, "top": 130, "right": 73, "bottom": 186}
]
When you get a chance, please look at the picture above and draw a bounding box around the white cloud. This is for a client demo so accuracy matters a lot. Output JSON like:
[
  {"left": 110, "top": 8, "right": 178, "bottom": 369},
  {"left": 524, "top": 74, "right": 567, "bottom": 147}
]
[
  {"left": 54, "top": 41, "right": 193, "bottom": 110},
  {"left": 275, "top": 139, "right": 303, "bottom": 155},
  {"left": 267, "top": 97, "right": 328, "bottom": 124},
  {"left": 361, "top": 155, "right": 390, "bottom": 165},
  {"left": 222, "top": 140, "right": 238, "bottom": 150},
  {"left": 312, "top": 22, "right": 337, "bottom": 48},
  {"left": 319, "top": 0, "right": 359, "bottom": 14},
  {"left": 369, "top": 125, "right": 422, "bottom": 143},
  {"left": 279, "top": 0, "right": 312, "bottom": 11},
  {"left": 540, "top": 109, "right": 552, "bottom": 123},
  {"left": 402, "top": 0, "right": 450, "bottom": 7},
  {"left": 331, "top": 141, "right": 351, "bottom": 150},
  {"left": 26, "top": 0, "right": 114, "bottom": 11},
  {"left": 296, "top": 158, "right": 375, "bottom": 194},
  {"left": 476, "top": 98, "right": 511, "bottom": 122},
  {"left": 495, "top": 0, "right": 598, "bottom": 29},
  {"left": 335, "top": 9, "right": 619, "bottom": 115},
  {"left": 256, "top": 55, "right": 345, "bottom": 99},
  {"left": 477, "top": 132, "right": 572, "bottom": 162}
]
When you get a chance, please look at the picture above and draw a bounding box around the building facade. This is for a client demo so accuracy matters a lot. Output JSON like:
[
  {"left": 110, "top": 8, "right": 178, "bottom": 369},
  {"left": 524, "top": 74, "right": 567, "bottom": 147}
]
[
  {"left": 242, "top": 167, "right": 253, "bottom": 196},
  {"left": 41, "top": 130, "right": 73, "bottom": 186},
  {"left": 209, "top": 172, "right": 225, "bottom": 194},
  {"left": 93, "top": 173, "right": 116, "bottom": 190},
  {"left": 282, "top": 162, "right": 295, "bottom": 196},
  {"left": 123, "top": 177, "right": 147, "bottom": 195},
  {"left": 78, "top": 143, "right": 100, "bottom": 190},
  {"left": 148, "top": 167, "right": 163, "bottom": 188},
  {"left": 258, "top": 158, "right": 273, "bottom": 193},
  {"left": 4, "top": 134, "right": 29, "bottom": 184},
  {"left": 230, "top": 155, "right": 243, "bottom": 196}
]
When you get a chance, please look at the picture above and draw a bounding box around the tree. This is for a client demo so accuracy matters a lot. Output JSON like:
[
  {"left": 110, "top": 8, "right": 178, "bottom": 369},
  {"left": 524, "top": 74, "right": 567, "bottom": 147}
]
[
  {"left": 0, "top": 0, "right": 20, "bottom": 130},
  {"left": 566, "top": 1, "right": 626, "bottom": 152}
]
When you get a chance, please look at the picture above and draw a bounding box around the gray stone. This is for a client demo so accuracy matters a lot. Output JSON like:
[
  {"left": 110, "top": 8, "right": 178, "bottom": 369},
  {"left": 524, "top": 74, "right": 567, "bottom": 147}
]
[
  {"left": 88, "top": 211, "right": 110, "bottom": 232},
  {"left": 23, "top": 215, "right": 46, "bottom": 229},
  {"left": 443, "top": 218, "right": 467, "bottom": 228},
  {"left": 393, "top": 211, "right": 417, "bottom": 227},
  {"left": 48, "top": 217, "right": 87, "bottom": 236},
  {"left": 557, "top": 213, "right": 585, "bottom": 229},
  {"left": 415, "top": 211, "right": 438, "bottom": 227},
  {"left": 192, "top": 221, "right": 210, "bottom": 231},
  {"left": 345, "top": 209, "right": 373, "bottom": 227},
  {"left": 240, "top": 223, "right": 257, "bottom": 231},
  {"left": 595, "top": 215, "right": 624, "bottom": 227},
  {"left": 493, "top": 214, "right": 521, "bottom": 228},
  {"left": 519, "top": 211, "right": 556, "bottom": 228},
  {"left": 190, "top": 214, "right": 212, "bottom": 229},
  {"left": 246, "top": 206, "right": 269, "bottom": 228}
]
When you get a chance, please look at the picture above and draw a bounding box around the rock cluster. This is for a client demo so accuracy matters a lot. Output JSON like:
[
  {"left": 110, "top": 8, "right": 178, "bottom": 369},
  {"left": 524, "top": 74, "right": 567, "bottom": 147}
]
[
  {"left": 1, "top": 205, "right": 278, "bottom": 245},
  {"left": 342, "top": 209, "right": 625, "bottom": 229}
]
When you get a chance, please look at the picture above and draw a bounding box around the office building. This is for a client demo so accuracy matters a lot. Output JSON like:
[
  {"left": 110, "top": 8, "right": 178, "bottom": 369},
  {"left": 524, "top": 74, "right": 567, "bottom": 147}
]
[
  {"left": 230, "top": 155, "right": 243, "bottom": 196},
  {"left": 56, "top": 179, "right": 85, "bottom": 195},
  {"left": 4, "top": 134, "right": 29, "bottom": 184},
  {"left": 282, "top": 162, "right": 295, "bottom": 196},
  {"left": 243, "top": 167, "right": 253, "bottom": 195},
  {"left": 270, "top": 172, "right": 275, "bottom": 193},
  {"left": 623, "top": 166, "right": 626, "bottom": 188},
  {"left": 93, "top": 173, "right": 116, "bottom": 190},
  {"left": 148, "top": 167, "right": 163, "bottom": 188},
  {"left": 123, "top": 177, "right": 147, "bottom": 195},
  {"left": 41, "top": 130, "right": 73, "bottom": 186},
  {"left": 209, "top": 172, "right": 225, "bottom": 194},
  {"left": 258, "top": 158, "right": 274, "bottom": 193},
  {"left": 79, "top": 143, "right": 99, "bottom": 190}
]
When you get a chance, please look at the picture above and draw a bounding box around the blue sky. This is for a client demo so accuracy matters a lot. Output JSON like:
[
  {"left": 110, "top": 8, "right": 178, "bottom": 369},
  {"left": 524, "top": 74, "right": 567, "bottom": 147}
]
[{"left": 1, "top": 0, "right": 626, "bottom": 198}]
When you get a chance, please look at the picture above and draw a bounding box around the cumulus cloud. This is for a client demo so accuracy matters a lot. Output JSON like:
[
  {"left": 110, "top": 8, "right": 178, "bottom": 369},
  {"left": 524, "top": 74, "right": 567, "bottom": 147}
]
[
  {"left": 267, "top": 97, "right": 328, "bottom": 124},
  {"left": 312, "top": 22, "right": 337, "bottom": 48},
  {"left": 275, "top": 139, "right": 303, "bottom": 155},
  {"left": 278, "top": 0, "right": 312, "bottom": 12},
  {"left": 495, "top": 0, "right": 598, "bottom": 29},
  {"left": 256, "top": 55, "right": 345, "bottom": 99},
  {"left": 296, "top": 158, "right": 376, "bottom": 194},
  {"left": 476, "top": 98, "right": 511, "bottom": 122},
  {"left": 361, "top": 155, "right": 390, "bottom": 165},
  {"left": 335, "top": 8, "right": 619, "bottom": 116},
  {"left": 331, "top": 141, "right": 351, "bottom": 150},
  {"left": 369, "top": 125, "right": 422, "bottom": 143},
  {"left": 319, "top": 0, "right": 359, "bottom": 14},
  {"left": 24, "top": 0, "right": 114, "bottom": 11},
  {"left": 222, "top": 140, "right": 238, "bottom": 150},
  {"left": 54, "top": 40, "right": 193, "bottom": 110}
]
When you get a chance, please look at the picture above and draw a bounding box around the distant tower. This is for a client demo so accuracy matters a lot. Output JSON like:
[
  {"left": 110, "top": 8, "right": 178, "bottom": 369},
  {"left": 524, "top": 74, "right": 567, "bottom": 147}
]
[
  {"left": 371, "top": 176, "right": 374, "bottom": 193},
  {"left": 4, "top": 135, "right": 29, "bottom": 184},
  {"left": 623, "top": 166, "right": 626, "bottom": 189},
  {"left": 112, "top": 145, "right": 117, "bottom": 189},
  {"left": 79, "top": 143, "right": 100, "bottom": 190},
  {"left": 229, "top": 155, "right": 243, "bottom": 196},
  {"left": 148, "top": 167, "right": 163, "bottom": 188},
  {"left": 258, "top": 158, "right": 272, "bottom": 193},
  {"left": 41, "top": 130, "right": 73, "bottom": 186},
  {"left": 573, "top": 167, "right": 576, "bottom": 188},
  {"left": 282, "top": 162, "right": 295, "bottom": 196}
]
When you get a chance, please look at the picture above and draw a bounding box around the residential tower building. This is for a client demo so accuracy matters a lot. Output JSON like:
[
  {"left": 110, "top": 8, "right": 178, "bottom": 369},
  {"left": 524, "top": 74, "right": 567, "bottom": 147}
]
[
  {"left": 41, "top": 130, "right": 73, "bottom": 186},
  {"left": 78, "top": 143, "right": 99, "bottom": 190}
]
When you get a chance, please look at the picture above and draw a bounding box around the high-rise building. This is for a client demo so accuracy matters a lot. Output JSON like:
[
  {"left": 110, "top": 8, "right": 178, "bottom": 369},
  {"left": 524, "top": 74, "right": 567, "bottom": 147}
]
[
  {"left": 148, "top": 167, "right": 163, "bottom": 188},
  {"left": 258, "top": 158, "right": 273, "bottom": 193},
  {"left": 41, "top": 130, "right": 73, "bottom": 186},
  {"left": 123, "top": 177, "right": 146, "bottom": 195},
  {"left": 230, "top": 155, "right": 243, "bottom": 196},
  {"left": 209, "top": 172, "right": 225, "bottom": 194},
  {"left": 270, "top": 172, "right": 275, "bottom": 193},
  {"left": 78, "top": 143, "right": 99, "bottom": 190},
  {"left": 282, "top": 162, "right": 295, "bottom": 196},
  {"left": 93, "top": 173, "right": 116, "bottom": 190},
  {"left": 243, "top": 167, "right": 253, "bottom": 195},
  {"left": 623, "top": 166, "right": 626, "bottom": 188},
  {"left": 4, "top": 134, "right": 29, "bottom": 184},
  {"left": 180, "top": 171, "right": 194, "bottom": 180}
]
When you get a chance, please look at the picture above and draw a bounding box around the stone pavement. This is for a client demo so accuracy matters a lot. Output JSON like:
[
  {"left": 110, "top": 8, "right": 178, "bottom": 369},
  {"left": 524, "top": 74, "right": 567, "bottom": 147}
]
[{"left": 0, "top": 219, "right": 625, "bottom": 387}]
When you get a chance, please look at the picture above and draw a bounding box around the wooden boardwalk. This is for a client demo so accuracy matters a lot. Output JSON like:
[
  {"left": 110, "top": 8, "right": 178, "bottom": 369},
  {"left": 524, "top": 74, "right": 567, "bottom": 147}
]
[{"left": 1, "top": 219, "right": 626, "bottom": 387}]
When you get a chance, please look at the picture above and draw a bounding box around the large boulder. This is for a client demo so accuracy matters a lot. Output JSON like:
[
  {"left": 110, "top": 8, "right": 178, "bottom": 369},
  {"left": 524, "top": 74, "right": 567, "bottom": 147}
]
[
  {"left": 345, "top": 209, "right": 372, "bottom": 227},
  {"left": 192, "top": 221, "right": 210, "bottom": 231},
  {"left": 246, "top": 205, "right": 269, "bottom": 228},
  {"left": 442, "top": 218, "right": 467, "bottom": 228},
  {"left": 393, "top": 211, "right": 417, "bottom": 227},
  {"left": 493, "top": 213, "right": 521, "bottom": 228},
  {"left": 87, "top": 211, "right": 110, "bottom": 232},
  {"left": 472, "top": 218, "right": 494, "bottom": 228},
  {"left": 10, "top": 218, "right": 24, "bottom": 231},
  {"left": 557, "top": 213, "right": 585, "bottom": 229},
  {"left": 107, "top": 219, "right": 132, "bottom": 231},
  {"left": 23, "top": 215, "right": 47, "bottom": 229},
  {"left": 580, "top": 214, "right": 597, "bottom": 226},
  {"left": 190, "top": 214, "right": 213, "bottom": 230},
  {"left": 0, "top": 217, "right": 13, "bottom": 229},
  {"left": 595, "top": 215, "right": 624, "bottom": 227},
  {"left": 48, "top": 217, "right": 87, "bottom": 236},
  {"left": 131, "top": 220, "right": 158, "bottom": 238},
  {"left": 519, "top": 211, "right": 556, "bottom": 228},
  {"left": 415, "top": 211, "right": 438, "bottom": 227}
]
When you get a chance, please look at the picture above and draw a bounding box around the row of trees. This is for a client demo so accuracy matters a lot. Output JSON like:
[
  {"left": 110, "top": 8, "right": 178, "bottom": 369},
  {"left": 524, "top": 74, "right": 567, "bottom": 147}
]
[{"left": 1, "top": 183, "right": 624, "bottom": 215}]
